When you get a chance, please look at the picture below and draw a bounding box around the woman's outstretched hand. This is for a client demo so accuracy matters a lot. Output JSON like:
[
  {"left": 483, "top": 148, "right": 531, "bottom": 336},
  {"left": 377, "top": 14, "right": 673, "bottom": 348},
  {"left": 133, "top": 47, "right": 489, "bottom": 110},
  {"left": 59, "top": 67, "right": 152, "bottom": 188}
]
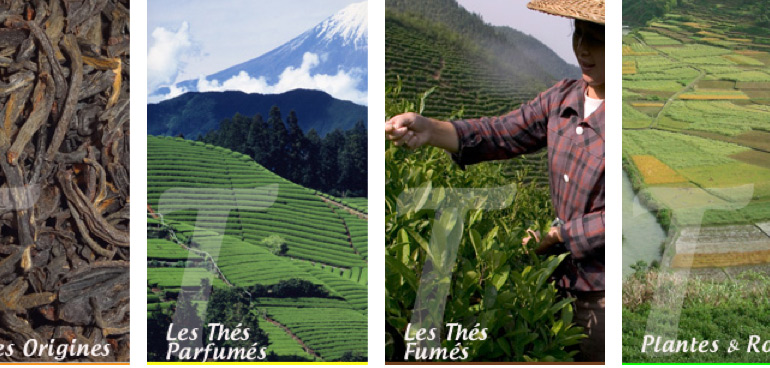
[
  {"left": 385, "top": 113, "right": 432, "bottom": 149},
  {"left": 385, "top": 113, "right": 460, "bottom": 152}
]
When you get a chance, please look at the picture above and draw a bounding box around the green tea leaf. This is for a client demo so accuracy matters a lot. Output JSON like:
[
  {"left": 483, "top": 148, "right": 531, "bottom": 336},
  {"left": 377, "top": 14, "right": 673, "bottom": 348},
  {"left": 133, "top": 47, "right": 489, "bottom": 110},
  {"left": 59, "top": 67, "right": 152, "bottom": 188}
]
[{"left": 385, "top": 255, "right": 418, "bottom": 291}]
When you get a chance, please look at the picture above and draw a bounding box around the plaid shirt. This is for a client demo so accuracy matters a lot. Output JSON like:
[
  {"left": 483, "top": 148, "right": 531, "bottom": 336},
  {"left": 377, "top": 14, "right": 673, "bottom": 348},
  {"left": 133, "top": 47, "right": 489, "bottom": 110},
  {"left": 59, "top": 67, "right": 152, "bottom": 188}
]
[{"left": 450, "top": 79, "right": 605, "bottom": 291}]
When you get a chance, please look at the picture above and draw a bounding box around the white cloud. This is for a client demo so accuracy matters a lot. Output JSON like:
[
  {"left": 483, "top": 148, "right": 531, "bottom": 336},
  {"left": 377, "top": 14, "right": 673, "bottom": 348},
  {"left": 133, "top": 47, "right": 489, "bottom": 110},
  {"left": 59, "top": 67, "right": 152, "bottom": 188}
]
[
  {"left": 196, "top": 71, "right": 271, "bottom": 94},
  {"left": 147, "top": 84, "right": 190, "bottom": 104},
  {"left": 147, "top": 22, "right": 197, "bottom": 95},
  {"left": 195, "top": 52, "right": 368, "bottom": 105}
]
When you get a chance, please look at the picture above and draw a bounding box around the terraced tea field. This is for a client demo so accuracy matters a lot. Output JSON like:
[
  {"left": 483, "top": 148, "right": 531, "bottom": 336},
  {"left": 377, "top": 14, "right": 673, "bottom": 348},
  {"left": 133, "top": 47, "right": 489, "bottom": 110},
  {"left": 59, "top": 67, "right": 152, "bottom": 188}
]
[
  {"left": 148, "top": 238, "right": 204, "bottom": 262},
  {"left": 146, "top": 227, "right": 224, "bottom": 314},
  {"left": 386, "top": 13, "right": 544, "bottom": 119},
  {"left": 262, "top": 307, "right": 367, "bottom": 362},
  {"left": 342, "top": 197, "right": 368, "bottom": 213},
  {"left": 386, "top": 10, "right": 552, "bottom": 188},
  {"left": 622, "top": 4, "right": 770, "bottom": 269},
  {"left": 147, "top": 136, "right": 368, "bottom": 361},
  {"left": 260, "top": 320, "right": 317, "bottom": 361},
  {"left": 148, "top": 136, "right": 367, "bottom": 268}
]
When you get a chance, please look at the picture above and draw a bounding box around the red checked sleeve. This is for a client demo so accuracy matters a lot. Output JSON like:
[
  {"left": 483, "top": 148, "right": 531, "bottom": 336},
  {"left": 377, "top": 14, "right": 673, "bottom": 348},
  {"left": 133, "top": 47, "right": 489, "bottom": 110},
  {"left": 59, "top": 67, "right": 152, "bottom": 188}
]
[
  {"left": 448, "top": 85, "right": 555, "bottom": 167},
  {"left": 560, "top": 210, "right": 605, "bottom": 260}
]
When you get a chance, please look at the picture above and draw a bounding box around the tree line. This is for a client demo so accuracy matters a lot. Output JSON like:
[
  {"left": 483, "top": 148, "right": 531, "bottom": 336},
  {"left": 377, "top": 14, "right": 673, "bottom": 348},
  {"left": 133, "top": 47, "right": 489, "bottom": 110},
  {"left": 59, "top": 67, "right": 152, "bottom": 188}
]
[{"left": 197, "top": 106, "right": 367, "bottom": 197}]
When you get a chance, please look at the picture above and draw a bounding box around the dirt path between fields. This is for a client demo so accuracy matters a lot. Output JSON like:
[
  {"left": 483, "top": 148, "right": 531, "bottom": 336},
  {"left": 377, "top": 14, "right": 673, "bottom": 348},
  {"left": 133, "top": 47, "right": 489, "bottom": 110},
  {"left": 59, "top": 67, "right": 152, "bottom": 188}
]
[
  {"left": 432, "top": 58, "right": 445, "bottom": 80},
  {"left": 318, "top": 196, "right": 368, "bottom": 220},
  {"left": 340, "top": 218, "right": 364, "bottom": 258},
  {"left": 627, "top": 34, "right": 705, "bottom": 129},
  {"left": 651, "top": 69, "right": 704, "bottom": 128},
  {"left": 264, "top": 316, "right": 322, "bottom": 360},
  {"left": 337, "top": 213, "right": 365, "bottom": 261}
]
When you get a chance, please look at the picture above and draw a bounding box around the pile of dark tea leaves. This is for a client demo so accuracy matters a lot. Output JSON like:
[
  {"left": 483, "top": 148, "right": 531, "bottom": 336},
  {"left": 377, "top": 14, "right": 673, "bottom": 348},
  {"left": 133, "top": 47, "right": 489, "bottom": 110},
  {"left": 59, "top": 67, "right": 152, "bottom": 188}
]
[{"left": 0, "top": 0, "right": 129, "bottom": 361}]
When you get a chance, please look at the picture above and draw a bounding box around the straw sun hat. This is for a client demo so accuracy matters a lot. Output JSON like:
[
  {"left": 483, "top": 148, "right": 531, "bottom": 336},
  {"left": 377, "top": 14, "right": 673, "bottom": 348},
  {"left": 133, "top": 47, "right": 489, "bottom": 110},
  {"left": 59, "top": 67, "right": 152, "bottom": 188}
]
[{"left": 527, "top": 0, "right": 605, "bottom": 25}]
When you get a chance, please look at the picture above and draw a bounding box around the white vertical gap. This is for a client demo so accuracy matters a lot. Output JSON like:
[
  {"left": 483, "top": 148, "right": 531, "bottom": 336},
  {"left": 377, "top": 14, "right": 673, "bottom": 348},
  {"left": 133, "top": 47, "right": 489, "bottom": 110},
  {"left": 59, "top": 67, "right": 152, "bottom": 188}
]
[
  {"left": 368, "top": 0, "right": 386, "bottom": 365},
  {"left": 605, "top": 0, "right": 623, "bottom": 365},
  {"left": 130, "top": 0, "right": 149, "bottom": 364}
]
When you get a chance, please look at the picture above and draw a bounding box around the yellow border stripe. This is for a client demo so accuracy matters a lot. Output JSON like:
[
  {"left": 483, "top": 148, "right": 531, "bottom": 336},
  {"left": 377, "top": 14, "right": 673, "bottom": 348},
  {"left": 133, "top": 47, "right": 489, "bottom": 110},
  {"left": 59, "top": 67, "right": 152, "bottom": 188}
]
[{"left": 148, "top": 363, "right": 367, "bottom": 365}]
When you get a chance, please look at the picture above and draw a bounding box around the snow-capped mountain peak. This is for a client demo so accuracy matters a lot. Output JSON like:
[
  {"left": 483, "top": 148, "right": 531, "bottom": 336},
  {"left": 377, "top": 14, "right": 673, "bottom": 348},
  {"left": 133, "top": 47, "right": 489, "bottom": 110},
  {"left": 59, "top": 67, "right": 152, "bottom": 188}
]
[
  {"left": 154, "top": 1, "right": 368, "bottom": 103},
  {"left": 316, "top": 1, "right": 368, "bottom": 49}
]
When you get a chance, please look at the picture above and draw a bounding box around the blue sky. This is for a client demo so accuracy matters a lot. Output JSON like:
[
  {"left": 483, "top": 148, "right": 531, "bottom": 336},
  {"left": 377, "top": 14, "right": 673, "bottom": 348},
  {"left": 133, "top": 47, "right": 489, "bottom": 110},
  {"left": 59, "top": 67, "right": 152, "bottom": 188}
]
[
  {"left": 456, "top": 0, "right": 577, "bottom": 66},
  {"left": 146, "top": 0, "right": 573, "bottom": 102},
  {"left": 147, "top": 0, "right": 361, "bottom": 95}
]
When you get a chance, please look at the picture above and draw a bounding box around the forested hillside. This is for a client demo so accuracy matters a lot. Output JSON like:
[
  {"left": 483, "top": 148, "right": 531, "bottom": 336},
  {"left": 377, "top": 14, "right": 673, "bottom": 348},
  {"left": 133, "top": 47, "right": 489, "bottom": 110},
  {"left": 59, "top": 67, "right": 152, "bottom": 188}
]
[
  {"left": 198, "top": 106, "right": 367, "bottom": 197},
  {"left": 147, "top": 89, "right": 367, "bottom": 139}
]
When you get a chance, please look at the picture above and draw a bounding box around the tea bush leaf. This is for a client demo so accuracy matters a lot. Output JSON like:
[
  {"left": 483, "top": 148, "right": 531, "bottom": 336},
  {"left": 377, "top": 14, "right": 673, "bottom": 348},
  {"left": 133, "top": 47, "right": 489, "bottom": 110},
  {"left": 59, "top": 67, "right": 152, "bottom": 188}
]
[{"left": 386, "top": 87, "right": 584, "bottom": 361}]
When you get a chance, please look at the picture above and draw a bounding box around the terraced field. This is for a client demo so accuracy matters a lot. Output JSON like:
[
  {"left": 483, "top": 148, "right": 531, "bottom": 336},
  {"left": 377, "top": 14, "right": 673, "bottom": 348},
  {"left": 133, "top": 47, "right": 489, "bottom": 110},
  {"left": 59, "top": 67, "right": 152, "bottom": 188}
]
[
  {"left": 147, "top": 219, "right": 223, "bottom": 314},
  {"left": 193, "top": 234, "right": 325, "bottom": 287},
  {"left": 260, "top": 320, "right": 317, "bottom": 361},
  {"left": 341, "top": 197, "right": 368, "bottom": 213},
  {"left": 386, "top": 13, "right": 543, "bottom": 119},
  {"left": 264, "top": 307, "right": 367, "bottom": 361},
  {"left": 338, "top": 212, "right": 368, "bottom": 260},
  {"left": 148, "top": 136, "right": 366, "bottom": 268},
  {"left": 622, "top": 4, "right": 770, "bottom": 269},
  {"left": 148, "top": 238, "right": 203, "bottom": 262},
  {"left": 623, "top": 5, "right": 770, "bottom": 362},
  {"left": 147, "top": 136, "right": 368, "bottom": 361},
  {"left": 301, "top": 262, "right": 367, "bottom": 312},
  {"left": 319, "top": 193, "right": 368, "bottom": 215},
  {"left": 147, "top": 267, "right": 226, "bottom": 290},
  {"left": 386, "top": 10, "right": 551, "bottom": 188}
]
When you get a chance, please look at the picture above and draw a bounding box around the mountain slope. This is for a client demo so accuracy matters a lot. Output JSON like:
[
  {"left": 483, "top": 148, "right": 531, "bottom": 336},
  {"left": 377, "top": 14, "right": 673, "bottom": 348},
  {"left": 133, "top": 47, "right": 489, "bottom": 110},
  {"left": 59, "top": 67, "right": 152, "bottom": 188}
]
[
  {"left": 147, "top": 136, "right": 368, "bottom": 361},
  {"left": 387, "top": 0, "right": 580, "bottom": 85},
  {"left": 148, "top": 135, "right": 368, "bottom": 268},
  {"left": 386, "top": 0, "right": 558, "bottom": 187},
  {"left": 160, "top": 1, "right": 368, "bottom": 97},
  {"left": 147, "top": 89, "right": 367, "bottom": 138}
]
